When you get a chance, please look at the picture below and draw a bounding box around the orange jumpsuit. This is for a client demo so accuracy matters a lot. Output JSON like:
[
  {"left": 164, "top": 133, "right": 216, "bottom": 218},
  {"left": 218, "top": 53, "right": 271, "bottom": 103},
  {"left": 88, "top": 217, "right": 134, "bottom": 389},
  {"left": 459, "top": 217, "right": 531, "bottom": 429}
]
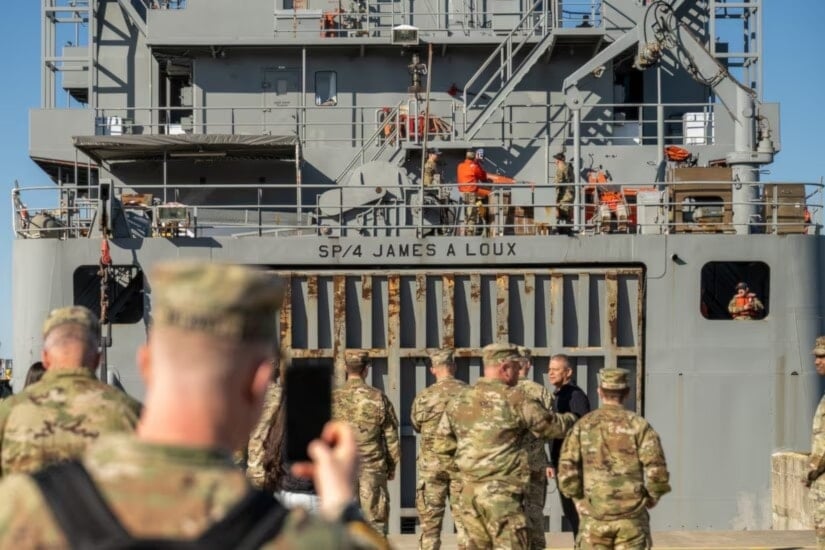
[{"left": 456, "top": 160, "right": 491, "bottom": 197}]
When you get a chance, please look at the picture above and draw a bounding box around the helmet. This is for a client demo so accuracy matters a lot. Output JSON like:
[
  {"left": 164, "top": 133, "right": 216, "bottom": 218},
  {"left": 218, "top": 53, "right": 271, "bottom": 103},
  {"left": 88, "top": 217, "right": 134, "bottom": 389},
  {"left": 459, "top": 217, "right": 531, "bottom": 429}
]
[{"left": 475, "top": 148, "right": 485, "bottom": 160}]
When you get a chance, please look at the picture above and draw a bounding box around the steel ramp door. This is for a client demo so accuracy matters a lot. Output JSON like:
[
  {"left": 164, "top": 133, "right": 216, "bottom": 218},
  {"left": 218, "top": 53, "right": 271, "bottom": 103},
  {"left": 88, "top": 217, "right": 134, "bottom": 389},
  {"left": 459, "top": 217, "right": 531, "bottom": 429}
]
[{"left": 277, "top": 266, "right": 645, "bottom": 535}]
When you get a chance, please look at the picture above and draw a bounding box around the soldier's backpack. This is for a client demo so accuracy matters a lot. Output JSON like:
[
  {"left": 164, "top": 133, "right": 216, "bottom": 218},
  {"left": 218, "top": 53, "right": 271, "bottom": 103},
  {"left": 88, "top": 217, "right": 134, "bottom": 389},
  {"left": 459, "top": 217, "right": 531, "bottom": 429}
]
[{"left": 31, "top": 460, "right": 289, "bottom": 550}]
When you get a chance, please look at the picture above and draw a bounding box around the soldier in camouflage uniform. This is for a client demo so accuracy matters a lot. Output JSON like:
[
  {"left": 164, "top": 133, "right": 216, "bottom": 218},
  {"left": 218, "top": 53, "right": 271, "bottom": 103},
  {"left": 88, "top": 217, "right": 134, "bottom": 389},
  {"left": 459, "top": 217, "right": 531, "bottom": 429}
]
[
  {"left": 0, "top": 261, "right": 386, "bottom": 549},
  {"left": 411, "top": 348, "right": 467, "bottom": 550},
  {"left": 554, "top": 152, "right": 574, "bottom": 225},
  {"left": 246, "top": 379, "right": 283, "bottom": 488},
  {"left": 806, "top": 336, "right": 825, "bottom": 549},
  {"left": 245, "top": 347, "right": 291, "bottom": 486},
  {"left": 0, "top": 306, "right": 141, "bottom": 477},
  {"left": 558, "top": 368, "right": 671, "bottom": 550},
  {"left": 333, "top": 350, "right": 400, "bottom": 536},
  {"left": 434, "top": 343, "right": 577, "bottom": 549},
  {"left": 516, "top": 346, "right": 555, "bottom": 550}
]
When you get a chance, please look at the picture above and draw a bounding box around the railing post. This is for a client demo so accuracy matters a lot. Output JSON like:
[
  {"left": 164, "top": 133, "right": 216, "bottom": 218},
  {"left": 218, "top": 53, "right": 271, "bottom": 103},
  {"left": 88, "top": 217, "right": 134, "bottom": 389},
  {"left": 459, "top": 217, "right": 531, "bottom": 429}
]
[
  {"left": 573, "top": 108, "right": 582, "bottom": 230},
  {"left": 772, "top": 183, "right": 778, "bottom": 234}
]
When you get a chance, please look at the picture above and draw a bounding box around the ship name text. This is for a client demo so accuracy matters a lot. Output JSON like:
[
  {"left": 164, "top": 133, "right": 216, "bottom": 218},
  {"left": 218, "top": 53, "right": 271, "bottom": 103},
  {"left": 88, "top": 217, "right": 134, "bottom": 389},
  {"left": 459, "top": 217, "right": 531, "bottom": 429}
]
[{"left": 318, "top": 242, "right": 518, "bottom": 259}]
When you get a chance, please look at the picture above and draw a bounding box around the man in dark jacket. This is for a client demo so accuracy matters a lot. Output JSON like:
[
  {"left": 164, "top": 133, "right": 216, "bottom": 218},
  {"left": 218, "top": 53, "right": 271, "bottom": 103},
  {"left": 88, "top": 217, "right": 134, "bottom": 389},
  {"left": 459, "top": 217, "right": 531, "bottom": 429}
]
[{"left": 547, "top": 354, "right": 590, "bottom": 536}]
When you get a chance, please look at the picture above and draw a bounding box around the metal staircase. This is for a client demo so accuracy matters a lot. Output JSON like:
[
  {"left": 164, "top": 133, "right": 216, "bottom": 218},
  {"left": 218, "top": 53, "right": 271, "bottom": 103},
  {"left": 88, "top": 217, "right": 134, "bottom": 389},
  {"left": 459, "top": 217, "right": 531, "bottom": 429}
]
[
  {"left": 117, "top": 0, "right": 149, "bottom": 36},
  {"left": 461, "top": 0, "right": 557, "bottom": 139},
  {"left": 334, "top": 102, "right": 405, "bottom": 184}
]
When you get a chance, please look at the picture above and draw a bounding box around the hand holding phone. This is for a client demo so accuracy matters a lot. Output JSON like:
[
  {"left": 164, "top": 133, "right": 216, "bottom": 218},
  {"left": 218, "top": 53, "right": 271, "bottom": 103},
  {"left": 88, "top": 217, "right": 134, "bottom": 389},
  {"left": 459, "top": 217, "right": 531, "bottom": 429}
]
[{"left": 284, "top": 363, "right": 332, "bottom": 463}]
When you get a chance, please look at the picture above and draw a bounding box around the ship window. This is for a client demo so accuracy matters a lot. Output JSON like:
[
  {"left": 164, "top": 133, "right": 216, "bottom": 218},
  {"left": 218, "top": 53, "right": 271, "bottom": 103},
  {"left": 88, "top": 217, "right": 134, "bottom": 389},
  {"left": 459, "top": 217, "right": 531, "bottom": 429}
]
[
  {"left": 700, "top": 261, "right": 769, "bottom": 320},
  {"left": 315, "top": 71, "right": 337, "bottom": 106},
  {"left": 73, "top": 265, "right": 145, "bottom": 324}
]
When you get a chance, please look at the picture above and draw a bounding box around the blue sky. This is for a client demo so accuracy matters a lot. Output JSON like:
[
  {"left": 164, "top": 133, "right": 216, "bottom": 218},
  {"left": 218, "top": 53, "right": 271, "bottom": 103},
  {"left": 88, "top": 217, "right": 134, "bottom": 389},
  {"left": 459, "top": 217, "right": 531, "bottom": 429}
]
[{"left": 0, "top": 1, "right": 823, "bottom": 356}]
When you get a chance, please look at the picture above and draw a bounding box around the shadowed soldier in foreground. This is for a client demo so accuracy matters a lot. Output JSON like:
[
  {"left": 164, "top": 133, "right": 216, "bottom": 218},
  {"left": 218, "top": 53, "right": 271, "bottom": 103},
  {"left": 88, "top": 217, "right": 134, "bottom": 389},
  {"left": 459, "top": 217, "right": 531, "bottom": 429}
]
[
  {"left": 333, "top": 350, "right": 400, "bottom": 537},
  {"left": 0, "top": 306, "right": 140, "bottom": 477},
  {"left": 411, "top": 348, "right": 468, "bottom": 550},
  {"left": 559, "top": 368, "right": 670, "bottom": 550},
  {"left": 0, "top": 262, "right": 386, "bottom": 549}
]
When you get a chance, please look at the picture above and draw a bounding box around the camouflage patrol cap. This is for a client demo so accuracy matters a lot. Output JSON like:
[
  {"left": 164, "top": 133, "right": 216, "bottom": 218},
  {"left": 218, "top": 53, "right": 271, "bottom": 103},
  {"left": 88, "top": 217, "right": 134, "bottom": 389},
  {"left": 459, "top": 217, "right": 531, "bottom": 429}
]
[
  {"left": 598, "top": 367, "right": 630, "bottom": 390},
  {"left": 429, "top": 348, "right": 454, "bottom": 367},
  {"left": 344, "top": 350, "right": 370, "bottom": 368},
  {"left": 813, "top": 336, "right": 825, "bottom": 356},
  {"left": 42, "top": 306, "right": 100, "bottom": 338},
  {"left": 150, "top": 261, "right": 284, "bottom": 342},
  {"left": 517, "top": 346, "right": 532, "bottom": 360},
  {"left": 482, "top": 342, "right": 520, "bottom": 365}
]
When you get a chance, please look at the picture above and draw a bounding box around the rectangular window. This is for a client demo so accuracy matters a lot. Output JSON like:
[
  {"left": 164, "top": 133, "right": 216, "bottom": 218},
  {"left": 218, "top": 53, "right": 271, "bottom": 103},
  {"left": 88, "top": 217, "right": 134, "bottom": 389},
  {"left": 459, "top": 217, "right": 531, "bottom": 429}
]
[
  {"left": 700, "top": 261, "right": 769, "bottom": 320},
  {"left": 315, "top": 71, "right": 337, "bottom": 106}
]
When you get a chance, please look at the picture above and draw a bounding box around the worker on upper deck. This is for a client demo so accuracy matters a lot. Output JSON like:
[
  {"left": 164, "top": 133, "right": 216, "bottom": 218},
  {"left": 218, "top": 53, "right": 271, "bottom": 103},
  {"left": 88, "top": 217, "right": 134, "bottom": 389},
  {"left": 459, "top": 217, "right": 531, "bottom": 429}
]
[
  {"left": 554, "top": 152, "right": 574, "bottom": 227},
  {"left": 423, "top": 149, "right": 443, "bottom": 191},
  {"left": 457, "top": 150, "right": 491, "bottom": 235}
]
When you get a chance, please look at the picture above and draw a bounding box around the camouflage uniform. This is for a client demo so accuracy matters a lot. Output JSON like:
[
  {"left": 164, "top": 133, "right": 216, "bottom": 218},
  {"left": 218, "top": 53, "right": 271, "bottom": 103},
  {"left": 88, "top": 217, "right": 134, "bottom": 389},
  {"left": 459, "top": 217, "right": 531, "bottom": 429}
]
[
  {"left": 411, "top": 348, "right": 467, "bottom": 550},
  {"left": 0, "top": 263, "right": 386, "bottom": 549},
  {"left": 333, "top": 351, "right": 400, "bottom": 536},
  {"left": 0, "top": 434, "right": 382, "bottom": 549},
  {"left": 516, "top": 346, "right": 555, "bottom": 550},
  {"left": 434, "top": 343, "right": 577, "bottom": 550},
  {"left": 807, "top": 336, "right": 825, "bottom": 548},
  {"left": 554, "top": 154, "right": 574, "bottom": 221},
  {"left": 246, "top": 382, "right": 283, "bottom": 488},
  {"left": 558, "top": 368, "right": 670, "bottom": 550},
  {"left": 0, "top": 306, "right": 141, "bottom": 477}
]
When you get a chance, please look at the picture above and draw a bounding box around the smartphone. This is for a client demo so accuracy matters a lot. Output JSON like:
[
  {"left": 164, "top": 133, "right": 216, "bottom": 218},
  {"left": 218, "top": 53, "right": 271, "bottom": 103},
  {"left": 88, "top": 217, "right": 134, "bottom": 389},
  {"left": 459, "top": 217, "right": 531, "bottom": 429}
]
[{"left": 284, "top": 363, "right": 333, "bottom": 463}]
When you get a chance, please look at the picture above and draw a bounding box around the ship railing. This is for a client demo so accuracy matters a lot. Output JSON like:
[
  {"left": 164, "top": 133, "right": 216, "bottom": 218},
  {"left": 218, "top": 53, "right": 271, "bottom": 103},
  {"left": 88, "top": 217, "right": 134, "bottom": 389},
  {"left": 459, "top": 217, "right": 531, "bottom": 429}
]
[
  {"left": 146, "top": 0, "right": 186, "bottom": 9},
  {"left": 11, "top": 180, "right": 823, "bottom": 239},
  {"left": 93, "top": 99, "right": 460, "bottom": 146},
  {"left": 92, "top": 99, "right": 717, "bottom": 148},
  {"left": 269, "top": 0, "right": 602, "bottom": 40}
]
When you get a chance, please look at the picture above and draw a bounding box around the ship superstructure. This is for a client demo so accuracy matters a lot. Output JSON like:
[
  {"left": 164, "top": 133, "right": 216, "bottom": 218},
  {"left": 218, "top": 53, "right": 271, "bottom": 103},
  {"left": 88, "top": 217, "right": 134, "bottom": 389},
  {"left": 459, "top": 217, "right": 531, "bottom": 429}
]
[{"left": 13, "top": 0, "right": 824, "bottom": 533}]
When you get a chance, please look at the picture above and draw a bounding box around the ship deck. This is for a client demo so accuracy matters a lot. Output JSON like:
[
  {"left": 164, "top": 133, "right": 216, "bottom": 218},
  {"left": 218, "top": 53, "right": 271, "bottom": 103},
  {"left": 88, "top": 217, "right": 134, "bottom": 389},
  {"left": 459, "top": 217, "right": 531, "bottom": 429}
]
[{"left": 388, "top": 531, "right": 817, "bottom": 549}]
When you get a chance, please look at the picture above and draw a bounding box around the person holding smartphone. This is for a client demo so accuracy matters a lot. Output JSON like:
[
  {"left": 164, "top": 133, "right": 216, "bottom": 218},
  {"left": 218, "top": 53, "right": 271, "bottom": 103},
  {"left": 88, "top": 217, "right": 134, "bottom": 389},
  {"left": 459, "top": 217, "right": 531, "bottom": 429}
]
[
  {"left": 333, "top": 350, "right": 400, "bottom": 537},
  {"left": 0, "top": 262, "right": 386, "bottom": 549}
]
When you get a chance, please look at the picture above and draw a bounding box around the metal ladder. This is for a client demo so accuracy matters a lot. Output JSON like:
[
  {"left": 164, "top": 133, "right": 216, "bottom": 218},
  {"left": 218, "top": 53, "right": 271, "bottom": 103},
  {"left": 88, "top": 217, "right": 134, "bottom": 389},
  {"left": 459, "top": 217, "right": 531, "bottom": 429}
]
[
  {"left": 460, "top": 0, "right": 557, "bottom": 139},
  {"left": 334, "top": 102, "right": 405, "bottom": 184}
]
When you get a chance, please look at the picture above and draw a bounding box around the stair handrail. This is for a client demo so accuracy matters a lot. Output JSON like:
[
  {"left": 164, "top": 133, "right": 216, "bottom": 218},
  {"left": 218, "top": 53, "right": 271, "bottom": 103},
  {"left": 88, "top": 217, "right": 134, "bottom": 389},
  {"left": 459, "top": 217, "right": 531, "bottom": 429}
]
[
  {"left": 335, "top": 101, "right": 404, "bottom": 184},
  {"left": 463, "top": 0, "right": 552, "bottom": 113}
]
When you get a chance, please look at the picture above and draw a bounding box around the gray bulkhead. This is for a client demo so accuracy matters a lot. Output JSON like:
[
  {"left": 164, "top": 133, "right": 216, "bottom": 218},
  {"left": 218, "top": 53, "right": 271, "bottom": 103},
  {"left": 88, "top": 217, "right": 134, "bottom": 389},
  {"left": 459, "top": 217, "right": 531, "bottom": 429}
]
[{"left": 13, "top": 233, "right": 824, "bottom": 530}]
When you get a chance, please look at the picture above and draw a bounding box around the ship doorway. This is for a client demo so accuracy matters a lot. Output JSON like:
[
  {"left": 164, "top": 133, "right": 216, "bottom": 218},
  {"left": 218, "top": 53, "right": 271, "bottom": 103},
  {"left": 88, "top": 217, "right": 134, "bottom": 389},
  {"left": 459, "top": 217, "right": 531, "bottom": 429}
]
[
  {"left": 273, "top": 266, "right": 645, "bottom": 534},
  {"left": 261, "top": 67, "right": 300, "bottom": 134}
]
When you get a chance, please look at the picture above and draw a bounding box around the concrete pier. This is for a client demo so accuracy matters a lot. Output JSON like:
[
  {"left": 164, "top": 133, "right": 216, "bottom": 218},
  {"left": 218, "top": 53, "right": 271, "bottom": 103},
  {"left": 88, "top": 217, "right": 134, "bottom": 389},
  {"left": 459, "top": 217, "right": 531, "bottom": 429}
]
[{"left": 388, "top": 530, "right": 817, "bottom": 549}]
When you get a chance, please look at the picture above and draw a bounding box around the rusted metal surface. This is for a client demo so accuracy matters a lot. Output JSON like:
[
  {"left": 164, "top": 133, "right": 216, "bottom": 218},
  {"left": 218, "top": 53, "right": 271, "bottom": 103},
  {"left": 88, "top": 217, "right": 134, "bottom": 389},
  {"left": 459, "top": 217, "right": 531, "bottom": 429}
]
[
  {"left": 278, "top": 268, "right": 643, "bottom": 361},
  {"left": 306, "top": 274, "right": 319, "bottom": 349},
  {"left": 275, "top": 267, "right": 645, "bottom": 527},
  {"left": 496, "top": 274, "right": 509, "bottom": 343},
  {"left": 606, "top": 271, "right": 619, "bottom": 347},
  {"left": 441, "top": 274, "right": 455, "bottom": 349},
  {"left": 333, "top": 275, "right": 347, "bottom": 378},
  {"left": 388, "top": 275, "right": 401, "bottom": 350},
  {"left": 278, "top": 275, "right": 292, "bottom": 355}
]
